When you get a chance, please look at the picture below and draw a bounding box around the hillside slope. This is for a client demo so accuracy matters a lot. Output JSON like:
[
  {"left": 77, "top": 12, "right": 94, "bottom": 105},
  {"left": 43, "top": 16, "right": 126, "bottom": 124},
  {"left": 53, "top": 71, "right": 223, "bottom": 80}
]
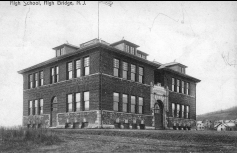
[{"left": 197, "top": 106, "right": 237, "bottom": 121}]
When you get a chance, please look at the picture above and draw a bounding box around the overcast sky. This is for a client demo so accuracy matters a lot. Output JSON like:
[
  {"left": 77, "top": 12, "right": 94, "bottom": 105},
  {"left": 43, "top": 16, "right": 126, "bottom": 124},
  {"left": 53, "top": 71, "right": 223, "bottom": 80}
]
[{"left": 0, "top": 1, "right": 236, "bottom": 126}]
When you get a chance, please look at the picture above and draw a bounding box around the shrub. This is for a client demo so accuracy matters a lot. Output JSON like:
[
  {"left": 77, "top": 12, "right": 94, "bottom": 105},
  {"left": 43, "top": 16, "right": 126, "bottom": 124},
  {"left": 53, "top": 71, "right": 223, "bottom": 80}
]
[{"left": 0, "top": 126, "right": 61, "bottom": 145}]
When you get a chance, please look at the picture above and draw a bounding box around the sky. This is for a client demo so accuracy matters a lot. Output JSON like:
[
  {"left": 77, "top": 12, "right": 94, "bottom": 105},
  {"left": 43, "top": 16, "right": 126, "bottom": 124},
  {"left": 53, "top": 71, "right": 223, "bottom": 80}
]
[{"left": 0, "top": 1, "right": 236, "bottom": 126}]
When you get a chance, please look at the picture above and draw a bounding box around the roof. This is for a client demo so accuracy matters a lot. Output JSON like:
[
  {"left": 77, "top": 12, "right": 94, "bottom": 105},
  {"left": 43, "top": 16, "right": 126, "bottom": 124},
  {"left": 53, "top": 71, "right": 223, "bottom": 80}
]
[
  {"left": 137, "top": 50, "right": 149, "bottom": 56},
  {"left": 18, "top": 42, "right": 161, "bottom": 74},
  {"left": 110, "top": 39, "right": 140, "bottom": 48},
  {"left": 214, "top": 122, "right": 236, "bottom": 128},
  {"left": 160, "top": 67, "right": 201, "bottom": 83},
  {"left": 158, "top": 62, "right": 187, "bottom": 69},
  {"left": 52, "top": 43, "right": 80, "bottom": 50}
]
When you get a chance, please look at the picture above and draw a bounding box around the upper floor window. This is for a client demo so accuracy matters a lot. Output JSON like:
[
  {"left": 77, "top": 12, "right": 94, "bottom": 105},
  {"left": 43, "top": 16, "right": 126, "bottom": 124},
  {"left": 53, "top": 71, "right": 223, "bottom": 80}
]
[
  {"left": 29, "top": 100, "right": 32, "bottom": 115},
  {"left": 67, "top": 94, "right": 73, "bottom": 112},
  {"left": 181, "top": 67, "right": 185, "bottom": 74},
  {"left": 39, "top": 71, "right": 43, "bottom": 86},
  {"left": 131, "top": 64, "right": 136, "bottom": 81},
  {"left": 186, "top": 83, "right": 190, "bottom": 95},
  {"left": 137, "top": 53, "right": 142, "bottom": 57},
  {"left": 50, "top": 66, "right": 59, "bottom": 83},
  {"left": 172, "top": 78, "right": 175, "bottom": 91},
  {"left": 75, "top": 60, "right": 81, "bottom": 77},
  {"left": 113, "top": 59, "right": 120, "bottom": 77},
  {"left": 125, "top": 45, "right": 129, "bottom": 53},
  {"left": 122, "top": 62, "right": 128, "bottom": 79},
  {"left": 177, "top": 80, "right": 180, "bottom": 93},
  {"left": 122, "top": 94, "right": 128, "bottom": 112},
  {"left": 186, "top": 105, "right": 189, "bottom": 119},
  {"left": 176, "top": 104, "right": 180, "bottom": 118},
  {"left": 138, "top": 97, "right": 143, "bottom": 114},
  {"left": 29, "top": 74, "right": 33, "bottom": 89},
  {"left": 67, "top": 62, "right": 73, "bottom": 80},
  {"left": 34, "top": 73, "right": 38, "bottom": 88},
  {"left": 131, "top": 96, "right": 136, "bottom": 113},
  {"left": 181, "top": 81, "right": 184, "bottom": 94},
  {"left": 75, "top": 93, "right": 81, "bottom": 111},
  {"left": 138, "top": 67, "right": 144, "bottom": 83},
  {"left": 172, "top": 103, "right": 175, "bottom": 117},
  {"left": 39, "top": 99, "right": 43, "bottom": 114},
  {"left": 130, "top": 47, "right": 134, "bottom": 55},
  {"left": 56, "top": 48, "right": 65, "bottom": 57},
  {"left": 84, "top": 57, "right": 90, "bottom": 76},
  {"left": 113, "top": 92, "right": 119, "bottom": 111}
]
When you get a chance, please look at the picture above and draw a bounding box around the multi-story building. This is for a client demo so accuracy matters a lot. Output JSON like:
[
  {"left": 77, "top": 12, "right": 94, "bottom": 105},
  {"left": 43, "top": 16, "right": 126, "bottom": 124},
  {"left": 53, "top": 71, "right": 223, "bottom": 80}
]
[{"left": 18, "top": 38, "right": 200, "bottom": 130}]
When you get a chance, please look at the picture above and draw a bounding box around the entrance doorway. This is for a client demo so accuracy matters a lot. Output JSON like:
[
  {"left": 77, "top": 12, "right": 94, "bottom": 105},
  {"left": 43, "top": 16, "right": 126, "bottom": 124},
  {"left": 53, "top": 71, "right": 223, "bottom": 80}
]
[
  {"left": 154, "top": 101, "right": 163, "bottom": 129},
  {"left": 50, "top": 97, "right": 58, "bottom": 127}
]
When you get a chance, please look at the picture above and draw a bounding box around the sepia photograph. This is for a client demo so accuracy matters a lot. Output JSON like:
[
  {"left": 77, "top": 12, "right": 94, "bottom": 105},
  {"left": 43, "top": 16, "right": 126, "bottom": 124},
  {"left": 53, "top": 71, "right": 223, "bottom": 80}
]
[{"left": 0, "top": 1, "right": 237, "bottom": 152}]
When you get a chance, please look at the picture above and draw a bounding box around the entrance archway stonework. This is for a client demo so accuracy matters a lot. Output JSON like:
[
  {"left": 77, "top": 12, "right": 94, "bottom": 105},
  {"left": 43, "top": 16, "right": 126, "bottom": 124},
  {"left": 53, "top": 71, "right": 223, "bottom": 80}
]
[{"left": 150, "top": 83, "right": 169, "bottom": 129}]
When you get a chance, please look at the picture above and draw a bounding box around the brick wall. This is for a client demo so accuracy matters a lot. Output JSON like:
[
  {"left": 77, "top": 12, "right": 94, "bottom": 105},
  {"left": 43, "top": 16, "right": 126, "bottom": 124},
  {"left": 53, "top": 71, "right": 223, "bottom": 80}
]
[
  {"left": 23, "top": 49, "right": 100, "bottom": 90},
  {"left": 23, "top": 74, "right": 100, "bottom": 116},
  {"left": 101, "top": 74, "right": 151, "bottom": 115},
  {"left": 100, "top": 48, "right": 155, "bottom": 85}
]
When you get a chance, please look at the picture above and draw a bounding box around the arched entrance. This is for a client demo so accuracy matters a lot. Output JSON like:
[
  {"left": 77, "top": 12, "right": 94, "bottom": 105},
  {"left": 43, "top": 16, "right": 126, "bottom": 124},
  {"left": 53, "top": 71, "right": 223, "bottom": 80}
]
[
  {"left": 154, "top": 100, "right": 164, "bottom": 129},
  {"left": 50, "top": 97, "right": 58, "bottom": 127}
]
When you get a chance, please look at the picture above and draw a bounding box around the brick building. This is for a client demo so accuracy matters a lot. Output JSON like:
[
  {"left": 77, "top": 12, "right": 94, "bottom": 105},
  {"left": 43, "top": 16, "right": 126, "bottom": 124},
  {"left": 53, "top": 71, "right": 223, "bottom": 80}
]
[{"left": 18, "top": 38, "right": 200, "bottom": 130}]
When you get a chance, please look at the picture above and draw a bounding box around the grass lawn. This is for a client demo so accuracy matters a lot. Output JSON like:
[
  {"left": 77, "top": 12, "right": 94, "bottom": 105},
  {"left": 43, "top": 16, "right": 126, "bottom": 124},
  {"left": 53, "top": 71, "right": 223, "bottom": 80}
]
[{"left": 1, "top": 129, "right": 237, "bottom": 152}]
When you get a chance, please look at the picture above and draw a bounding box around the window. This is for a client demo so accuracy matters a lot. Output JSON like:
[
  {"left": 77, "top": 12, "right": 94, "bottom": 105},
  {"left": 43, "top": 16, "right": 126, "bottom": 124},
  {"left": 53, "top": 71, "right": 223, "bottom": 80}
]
[
  {"left": 186, "top": 83, "right": 190, "bottom": 95},
  {"left": 176, "top": 104, "right": 180, "bottom": 117},
  {"left": 172, "top": 78, "right": 175, "bottom": 91},
  {"left": 39, "top": 71, "right": 43, "bottom": 86},
  {"left": 122, "top": 94, "right": 128, "bottom": 112},
  {"left": 39, "top": 99, "right": 43, "bottom": 114},
  {"left": 177, "top": 80, "right": 180, "bottom": 93},
  {"left": 75, "top": 93, "right": 81, "bottom": 111},
  {"left": 181, "top": 67, "right": 185, "bottom": 74},
  {"left": 29, "top": 101, "right": 32, "bottom": 115},
  {"left": 56, "top": 48, "right": 65, "bottom": 57},
  {"left": 51, "top": 68, "right": 55, "bottom": 83},
  {"left": 181, "top": 81, "right": 184, "bottom": 94},
  {"left": 34, "top": 73, "right": 38, "bottom": 87},
  {"left": 138, "top": 97, "right": 143, "bottom": 114},
  {"left": 137, "top": 53, "right": 141, "bottom": 57},
  {"left": 131, "top": 96, "right": 136, "bottom": 113},
  {"left": 172, "top": 103, "right": 175, "bottom": 117},
  {"left": 131, "top": 64, "right": 136, "bottom": 81},
  {"left": 186, "top": 105, "right": 189, "bottom": 119},
  {"left": 51, "top": 97, "right": 57, "bottom": 111},
  {"left": 181, "top": 105, "right": 184, "bottom": 118},
  {"left": 113, "top": 59, "right": 120, "bottom": 77},
  {"left": 75, "top": 60, "right": 81, "bottom": 77},
  {"left": 125, "top": 45, "right": 129, "bottom": 53},
  {"left": 29, "top": 74, "right": 33, "bottom": 89},
  {"left": 56, "top": 66, "right": 59, "bottom": 82},
  {"left": 138, "top": 67, "right": 144, "bottom": 83},
  {"left": 34, "top": 100, "right": 38, "bottom": 115},
  {"left": 51, "top": 66, "right": 59, "bottom": 83},
  {"left": 67, "top": 62, "right": 73, "bottom": 79},
  {"left": 142, "top": 55, "right": 146, "bottom": 59},
  {"left": 67, "top": 94, "right": 73, "bottom": 112},
  {"left": 84, "top": 57, "right": 90, "bottom": 76},
  {"left": 56, "top": 49, "right": 60, "bottom": 57},
  {"left": 130, "top": 47, "right": 134, "bottom": 55},
  {"left": 122, "top": 62, "right": 128, "bottom": 79},
  {"left": 154, "top": 104, "right": 160, "bottom": 113},
  {"left": 84, "top": 91, "right": 89, "bottom": 111},
  {"left": 113, "top": 93, "right": 119, "bottom": 111}
]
